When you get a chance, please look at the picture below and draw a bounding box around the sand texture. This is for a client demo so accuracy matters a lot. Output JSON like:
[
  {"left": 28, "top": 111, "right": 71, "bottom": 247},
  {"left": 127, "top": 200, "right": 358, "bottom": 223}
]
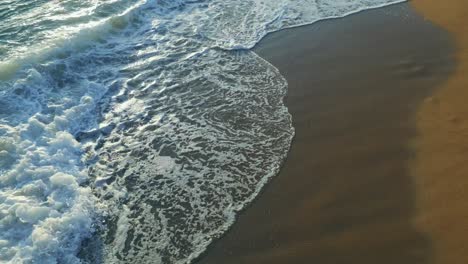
[
  {"left": 197, "top": 3, "right": 455, "bottom": 264},
  {"left": 411, "top": 1, "right": 468, "bottom": 263}
]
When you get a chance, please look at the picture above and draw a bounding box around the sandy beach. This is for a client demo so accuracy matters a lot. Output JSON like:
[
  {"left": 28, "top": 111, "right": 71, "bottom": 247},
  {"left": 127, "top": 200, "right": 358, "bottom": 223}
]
[
  {"left": 197, "top": 3, "right": 459, "bottom": 264},
  {"left": 9, "top": 1, "right": 468, "bottom": 263},
  {"left": 411, "top": 0, "right": 468, "bottom": 263}
]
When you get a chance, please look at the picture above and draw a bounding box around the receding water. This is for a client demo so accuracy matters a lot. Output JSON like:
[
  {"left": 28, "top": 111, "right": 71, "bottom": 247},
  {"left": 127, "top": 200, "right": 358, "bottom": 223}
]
[{"left": 0, "top": 0, "right": 405, "bottom": 263}]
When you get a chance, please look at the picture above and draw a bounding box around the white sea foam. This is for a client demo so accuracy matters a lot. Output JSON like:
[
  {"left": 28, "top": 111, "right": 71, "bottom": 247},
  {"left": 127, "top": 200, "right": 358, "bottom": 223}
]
[
  {"left": 0, "top": 0, "right": 406, "bottom": 263},
  {"left": 0, "top": 66, "right": 106, "bottom": 262}
]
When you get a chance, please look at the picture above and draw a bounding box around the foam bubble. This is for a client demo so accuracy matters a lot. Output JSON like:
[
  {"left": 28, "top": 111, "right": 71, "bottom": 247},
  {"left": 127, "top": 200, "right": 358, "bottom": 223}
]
[{"left": 50, "top": 173, "right": 79, "bottom": 187}]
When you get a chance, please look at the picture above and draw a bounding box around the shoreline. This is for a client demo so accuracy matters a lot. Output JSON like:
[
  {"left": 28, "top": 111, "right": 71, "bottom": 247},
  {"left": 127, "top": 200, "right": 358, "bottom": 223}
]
[
  {"left": 410, "top": 1, "right": 468, "bottom": 263},
  {"left": 197, "top": 3, "right": 455, "bottom": 263}
]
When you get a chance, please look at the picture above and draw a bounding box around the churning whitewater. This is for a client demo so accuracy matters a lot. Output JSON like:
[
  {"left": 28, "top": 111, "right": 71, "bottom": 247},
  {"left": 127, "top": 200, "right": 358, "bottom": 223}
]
[{"left": 0, "top": 0, "right": 405, "bottom": 263}]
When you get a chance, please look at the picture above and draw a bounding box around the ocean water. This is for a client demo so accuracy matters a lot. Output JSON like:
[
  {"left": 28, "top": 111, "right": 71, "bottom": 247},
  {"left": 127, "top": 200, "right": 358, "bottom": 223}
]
[{"left": 0, "top": 0, "right": 405, "bottom": 263}]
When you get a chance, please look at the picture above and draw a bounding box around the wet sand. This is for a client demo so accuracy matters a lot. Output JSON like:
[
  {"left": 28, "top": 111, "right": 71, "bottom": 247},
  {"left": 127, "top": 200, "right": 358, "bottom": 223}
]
[
  {"left": 197, "top": 3, "right": 456, "bottom": 264},
  {"left": 411, "top": 1, "right": 468, "bottom": 263}
]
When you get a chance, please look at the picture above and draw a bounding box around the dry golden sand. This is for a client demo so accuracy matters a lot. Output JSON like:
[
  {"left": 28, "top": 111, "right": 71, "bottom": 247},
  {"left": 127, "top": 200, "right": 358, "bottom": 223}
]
[{"left": 411, "top": 0, "right": 468, "bottom": 263}]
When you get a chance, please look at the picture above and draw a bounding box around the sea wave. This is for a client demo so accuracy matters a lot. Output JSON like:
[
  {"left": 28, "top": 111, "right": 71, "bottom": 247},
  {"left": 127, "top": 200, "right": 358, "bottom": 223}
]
[{"left": 0, "top": 0, "right": 405, "bottom": 263}]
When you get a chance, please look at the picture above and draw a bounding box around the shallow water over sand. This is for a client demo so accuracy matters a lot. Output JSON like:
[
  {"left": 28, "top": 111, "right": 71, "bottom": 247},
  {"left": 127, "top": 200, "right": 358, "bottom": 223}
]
[{"left": 0, "top": 0, "right": 407, "bottom": 262}]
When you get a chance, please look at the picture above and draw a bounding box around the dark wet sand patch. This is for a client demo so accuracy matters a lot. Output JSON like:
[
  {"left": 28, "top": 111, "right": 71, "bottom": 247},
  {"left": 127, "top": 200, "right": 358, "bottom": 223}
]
[{"left": 197, "top": 3, "right": 455, "bottom": 264}]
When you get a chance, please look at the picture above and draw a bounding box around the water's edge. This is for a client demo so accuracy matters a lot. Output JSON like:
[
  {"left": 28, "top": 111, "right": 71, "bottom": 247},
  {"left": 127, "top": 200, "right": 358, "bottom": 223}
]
[{"left": 0, "top": 1, "right": 407, "bottom": 263}]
